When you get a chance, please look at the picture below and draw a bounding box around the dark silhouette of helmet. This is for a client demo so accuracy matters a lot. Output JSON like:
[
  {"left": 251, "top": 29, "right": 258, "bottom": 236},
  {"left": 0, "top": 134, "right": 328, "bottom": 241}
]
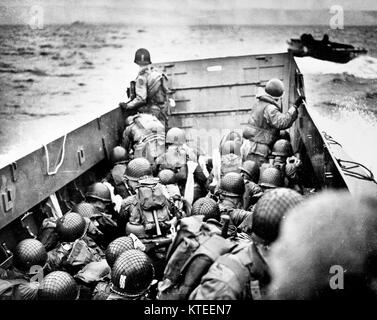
[
  {"left": 279, "top": 130, "right": 291, "bottom": 142},
  {"left": 73, "top": 202, "right": 102, "bottom": 219},
  {"left": 242, "top": 126, "right": 254, "bottom": 140},
  {"left": 38, "top": 271, "right": 78, "bottom": 300},
  {"left": 56, "top": 212, "right": 86, "bottom": 242},
  {"left": 265, "top": 78, "right": 284, "bottom": 98},
  {"left": 110, "top": 146, "right": 128, "bottom": 165},
  {"left": 158, "top": 169, "right": 176, "bottom": 185},
  {"left": 272, "top": 139, "right": 293, "bottom": 157},
  {"left": 253, "top": 188, "right": 303, "bottom": 244},
  {"left": 239, "top": 160, "right": 260, "bottom": 183},
  {"left": 13, "top": 239, "right": 47, "bottom": 272},
  {"left": 166, "top": 127, "right": 186, "bottom": 145},
  {"left": 259, "top": 167, "right": 284, "bottom": 189},
  {"left": 105, "top": 236, "right": 135, "bottom": 268},
  {"left": 220, "top": 140, "right": 241, "bottom": 156},
  {"left": 134, "top": 48, "right": 151, "bottom": 65},
  {"left": 125, "top": 223, "right": 147, "bottom": 239},
  {"left": 124, "top": 158, "right": 152, "bottom": 181},
  {"left": 191, "top": 197, "right": 220, "bottom": 221},
  {"left": 111, "top": 250, "right": 154, "bottom": 298},
  {"left": 85, "top": 182, "right": 111, "bottom": 203},
  {"left": 219, "top": 172, "right": 245, "bottom": 197},
  {"left": 268, "top": 191, "right": 377, "bottom": 300}
]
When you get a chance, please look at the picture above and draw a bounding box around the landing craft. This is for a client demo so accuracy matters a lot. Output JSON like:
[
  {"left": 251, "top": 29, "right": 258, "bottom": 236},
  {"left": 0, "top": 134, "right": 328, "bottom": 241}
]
[
  {"left": 0, "top": 52, "right": 376, "bottom": 268},
  {"left": 288, "top": 33, "right": 368, "bottom": 64}
]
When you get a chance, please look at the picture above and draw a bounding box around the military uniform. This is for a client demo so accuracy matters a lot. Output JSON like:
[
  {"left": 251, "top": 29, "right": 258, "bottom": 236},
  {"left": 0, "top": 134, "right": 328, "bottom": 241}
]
[
  {"left": 242, "top": 95, "right": 298, "bottom": 165},
  {"left": 125, "top": 66, "right": 169, "bottom": 124},
  {"left": 189, "top": 241, "right": 270, "bottom": 300}
]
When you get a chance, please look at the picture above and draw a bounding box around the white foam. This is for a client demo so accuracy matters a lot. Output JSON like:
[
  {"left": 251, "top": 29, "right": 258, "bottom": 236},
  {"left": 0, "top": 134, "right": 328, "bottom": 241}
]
[{"left": 296, "top": 55, "right": 377, "bottom": 79}]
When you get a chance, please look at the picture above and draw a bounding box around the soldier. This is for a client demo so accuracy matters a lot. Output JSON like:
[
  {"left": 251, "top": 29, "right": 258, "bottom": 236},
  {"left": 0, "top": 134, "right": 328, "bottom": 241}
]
[
  {"left": 121, "top": 114, "right": 165, "bottom": 164},
  {"left": 102, "top": 146, "right": 130, "bottom": 199},
  {"left": 241, "top": 78, "right": 305, "bottom": 166},
  {"left": 239, "top": 160, "right": 263, "bottom": 210},
  {"left": 218, "top": 172, "right": 253, "bottom": 230},
  {"left": 119, "top": 48, "right": 170, "bottom": 125},
  {"left": 154, "top": 127, "right": 207, "bottom": 204},
  {"left": 46, "top": 212, "right": 104, "bottom": 275},
  {"left": 0, "top": 239, "right": 47, "bottom": 300},
  {"left": 85, "top": 182, "right": 120, "bottom": 245},
  {"left": 270, "top": 139, "right": 293, "bottom": 171},
  {"left": 190, "top": 188, "right": 303, "bottom": 300},
  {"left": 93, "top": 250, "right": 155, "bottom": 300},
  {"left": 258, "top": 167, "right": 284, "bottom": 192},
  {"left": 268, "top": 191, "right": 377, "bottom": 300},
  {"left": 38, "top": 271, "right": 79, "bottom": 300}
]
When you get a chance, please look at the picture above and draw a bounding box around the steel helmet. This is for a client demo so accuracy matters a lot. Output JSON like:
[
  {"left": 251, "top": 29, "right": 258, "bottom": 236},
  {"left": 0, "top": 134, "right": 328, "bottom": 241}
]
[
  {"left": 111, "top": 250, "right": 154, "bottom": 298},
  {"left": 279, "top": 130, "right": 291, "bottom": 142},
  {"left": 242, "top": 126, "right": 254, "bottom": 140},
  {"left": 56, "top": 212, "right": 87, "bottom": 242},
  {"left": 124, "top": 157, "right": 152, "bottom": 181},
  {"left": 220, "top": 140, "right": 241, "bottom": 156},
  {"left": 158, "top": 169, "right": 176, "bottom": 185},
  {"left": 13, "top": 239, "right": 47, "bottom": 272},
  {"left": 253, "top": 188, "right": 303, "bottom": 244},
  {"left": 259, "top": 167, "right": 284, "bottom": 189},
  {"left": 38, "top": 271, "right": 78, "bottom": 300},
  {"left": 125, "top": 223, "right": 147, "bottom": 239},
  {"left": 85, "top": 182, "right": 112, "bottom": 203},
  {"left": 191, "top": 197, "right": 221, "bottom": 221},
  {"left": 265, "top": 78, "right": 284, "bottom": 98},
  {"left": 134, "top": 48, "right": 151, "bottom": 65},
  {"left": 219, "top": 172, "right": 245, "bottom": 197},
  {"left": 165, "top": 127, "right": 186, "bottom": 145},
  {"left": 110, "top": 146, "right": 128, "bottom": 165},
  {"left": 105, "top": 236, "right": 135, "bottom": 268},
  {"left": 272, "top": 139, "right": 293, "bottom": 157},
  {"left": 268, "top": 191, "right": 377, "bottom": 300},
  {"left": 73, "top": 202, "right": 102, "bottom": 220},
  {"left": 239, "top": 160, "right": 260, "bottom": 183}
]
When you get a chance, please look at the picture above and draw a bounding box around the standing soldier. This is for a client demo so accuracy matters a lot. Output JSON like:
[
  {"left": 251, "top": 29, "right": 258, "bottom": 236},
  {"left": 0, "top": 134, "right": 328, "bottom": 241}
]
[
  {"left": 119, "top": 48, "right": 170, "bottom": 125},
  {"left": 241, "top": 78, "right": 305, "bottom": 166}
]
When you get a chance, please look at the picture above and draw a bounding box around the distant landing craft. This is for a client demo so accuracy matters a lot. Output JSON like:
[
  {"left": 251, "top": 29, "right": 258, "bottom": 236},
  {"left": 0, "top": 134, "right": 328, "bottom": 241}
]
[{"left": 288, "top": 33, "right": 368, "bottom": 64}]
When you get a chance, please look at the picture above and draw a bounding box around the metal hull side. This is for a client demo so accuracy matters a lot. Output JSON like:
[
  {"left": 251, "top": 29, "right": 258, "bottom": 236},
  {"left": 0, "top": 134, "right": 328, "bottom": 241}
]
[{"left": 0, "top": 108, "right": 125, "bottom": 230}]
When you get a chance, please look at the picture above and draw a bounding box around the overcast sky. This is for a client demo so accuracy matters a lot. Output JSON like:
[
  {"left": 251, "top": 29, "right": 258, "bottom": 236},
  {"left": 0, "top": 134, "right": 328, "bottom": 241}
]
[{"left": 1, "top": 0, "right": 377, "bottom": 25}]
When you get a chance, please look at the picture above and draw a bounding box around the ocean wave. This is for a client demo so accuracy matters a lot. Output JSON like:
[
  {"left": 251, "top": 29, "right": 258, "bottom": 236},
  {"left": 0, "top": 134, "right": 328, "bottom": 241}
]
[{"left": 296, "top": 55, "right": 377, "bottom": 79}]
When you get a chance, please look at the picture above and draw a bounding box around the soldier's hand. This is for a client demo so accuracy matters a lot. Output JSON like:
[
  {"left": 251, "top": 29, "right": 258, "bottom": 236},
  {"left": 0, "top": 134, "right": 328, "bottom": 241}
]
[{"left": 294, "top": 96, "right": 306, "bottom": 108}]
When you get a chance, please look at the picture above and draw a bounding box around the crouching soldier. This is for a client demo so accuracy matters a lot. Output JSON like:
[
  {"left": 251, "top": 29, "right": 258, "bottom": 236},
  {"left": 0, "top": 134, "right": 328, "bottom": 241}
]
[
  {"left": 93, "top": 249, "right": 155, "bottom": 300},
  {"left": 122, "top": 114, "right": 165, "bottom": 164},
  {"left": 217, "top": 172, "right": 253, "bottom": 232},
  {"left": 85, "top": 182, "right": 120, "bottom": 246},
  {"left": 102, "top": 146, "right": 130, "bottom": 199},
  {"left": 0, "top": 239, "right": 47, "bottom": 300},
  {"left": 46, "top": 212, "right": 104, "bottom": 275},
  {"left": 190, "top": 188, "right": 303, "bottom": 300},
  {"left": 239, "top": 160, "right": 263, "bottom": 210}
]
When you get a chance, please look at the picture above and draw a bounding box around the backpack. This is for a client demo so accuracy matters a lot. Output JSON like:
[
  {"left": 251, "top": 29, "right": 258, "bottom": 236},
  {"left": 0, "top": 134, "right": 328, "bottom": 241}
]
[
  {"left": 148, "top": 70, "right": 169, "bottom": 105},
  {"left": 137, "top": 177, "right": 167, "bottom": 211},
  {"left": 133, "top": 114, "right": 166, "bottom": 164},
  {"left": 189, "top": 242, "right": 270, "bottom": 300},
  {"left": 220, "top": 153, "right": 242, "bottom": 176},
  {"left": 158, "top": 218, "right": 237, "bottom": 300}
]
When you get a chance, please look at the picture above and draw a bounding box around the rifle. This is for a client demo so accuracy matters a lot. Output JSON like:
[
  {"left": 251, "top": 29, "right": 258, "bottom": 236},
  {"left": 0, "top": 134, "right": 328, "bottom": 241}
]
[{"left": 141, "top": 236, "right": 173, "bottom": 253}]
